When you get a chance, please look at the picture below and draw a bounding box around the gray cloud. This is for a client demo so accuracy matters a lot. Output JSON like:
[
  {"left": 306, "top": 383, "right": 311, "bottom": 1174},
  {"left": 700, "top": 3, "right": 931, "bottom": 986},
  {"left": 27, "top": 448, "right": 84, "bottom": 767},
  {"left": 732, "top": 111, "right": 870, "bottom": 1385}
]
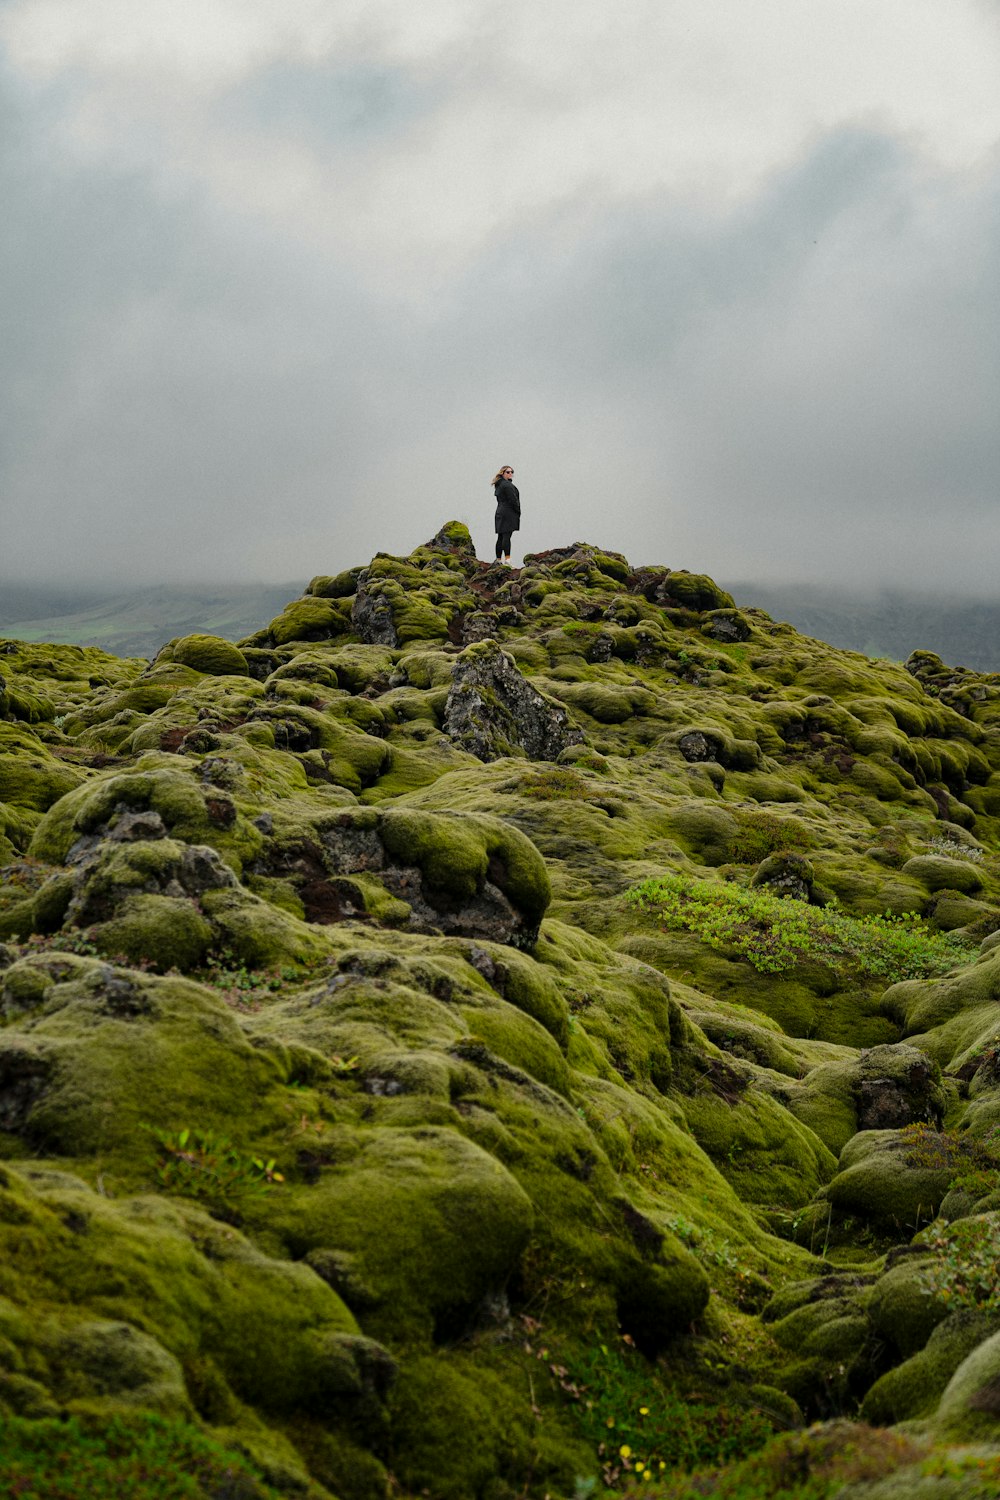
[{"left": 2, "top": 15, "right": 999, "bottom": 592}]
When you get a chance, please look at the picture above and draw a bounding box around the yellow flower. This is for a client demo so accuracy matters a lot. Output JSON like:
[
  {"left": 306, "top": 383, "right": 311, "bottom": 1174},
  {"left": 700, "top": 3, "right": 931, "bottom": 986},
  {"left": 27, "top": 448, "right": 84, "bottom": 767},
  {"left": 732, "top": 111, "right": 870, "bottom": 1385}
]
[
  {"left": 635, "top": 1462, "right": 645, "bottom": 1473},
  {"left": 643, "top": 1474, "right": 651, "bottom": 1482},
  {"left": 639, "top": 1405, "right": 649, "bottom": 1416},
  {"left": 619, "top": 1444, "right": 632, "bottom": 1459}
]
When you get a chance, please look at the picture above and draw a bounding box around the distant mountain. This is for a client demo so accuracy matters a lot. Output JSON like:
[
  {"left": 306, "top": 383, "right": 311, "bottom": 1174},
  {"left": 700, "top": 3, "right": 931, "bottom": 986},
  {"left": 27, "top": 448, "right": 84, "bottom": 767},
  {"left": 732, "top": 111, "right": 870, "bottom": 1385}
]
[
  {"left": 727, "top": 582, "right": 1000, "bottom": 673},
  {"left": 0, "top": 581, "right": 304, "bottom": 660}
]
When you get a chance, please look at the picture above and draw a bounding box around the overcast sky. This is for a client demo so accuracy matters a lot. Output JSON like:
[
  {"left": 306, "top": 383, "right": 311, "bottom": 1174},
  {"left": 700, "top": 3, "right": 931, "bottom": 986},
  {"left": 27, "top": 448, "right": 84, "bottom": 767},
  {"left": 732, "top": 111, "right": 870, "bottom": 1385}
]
[{"left": 2, "top": 0, "right": 999, "bottom": 591}]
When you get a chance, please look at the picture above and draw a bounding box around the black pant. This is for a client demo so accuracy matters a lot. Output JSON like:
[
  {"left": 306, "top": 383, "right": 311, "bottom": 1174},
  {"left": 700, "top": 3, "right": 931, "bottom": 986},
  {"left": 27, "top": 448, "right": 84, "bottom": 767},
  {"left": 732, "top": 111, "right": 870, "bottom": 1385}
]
[{"left": 495, "top": 531, "right": 512, "bottom": 558}]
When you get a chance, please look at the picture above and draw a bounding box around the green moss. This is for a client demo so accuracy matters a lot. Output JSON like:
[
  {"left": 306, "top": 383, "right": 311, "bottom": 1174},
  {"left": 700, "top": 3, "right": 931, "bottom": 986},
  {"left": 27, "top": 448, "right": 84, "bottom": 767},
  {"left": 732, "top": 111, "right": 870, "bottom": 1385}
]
[
  {"left": 551, "top": 680, "right": 654, "bottom": 724},
  {"left": 90, "top": 894, "right": 215, "bottom": 972},
  {"left": 659, "top": 571, "right": 735, "bottom": 611},
  {"left": 861, "top": 1308, "right": 1000, "bottom": 1424},
  {"left": 267, "top": 598, "right": 352, "bottom": 647},
  {"left": 451, "top": 941, "right": 570, "bottom": 1048},
  {"left": 388, "top": 1352, "right": 586, "bottom": 1500},
  {"left": 935, "top": 1327, "right": 1000, "bottom": 1441},
  {"left": 460, "top": 1006, "right": 571, "bottom": 1097},
  {"left": 199, "top": 887, "right": 329, "bottom": 970},
  {"left": 0, "top": 1165, "right": 367, "bottom": 1437},
  {"left": 0, "top": 1412, "right": 296, "bottom": 1499},
  {"left": 378, "top": 807, "right": 551, "bottom": 932},
  {"left": 10, "top": 526, "right": 1000, "bottom": 1494},
  {"left": 881, "top": 949, "right": 1000, "bottom": 1038},
  {"left": 306, "top": 567, "right": 363, "bottom": 599},
  {"left": 0, "top": 725, "right": 84, "bottom": 813},
  {"left": 165, "top": 635, "right": 249, "bottom": 677},
  {"left": 902, "top": 855, "right": 985, "bottom": 895},
  {"left": 680, "top": 1085, "right": 837, "bottom": 1209},
  {"left": 28, "top": 764, "right": 265, "bottom": 876},
  {"left": 0, "top": 959, "right": 285, "bottom": 1154},
  {"left": 263, "top": 1125, "right": 534, "bottom": 1343},
  {"left": 866, "top": 1253, "right": 949, "bottom": 1357},
  {"left": 822, "top": 1130, "right": 955, "bottom": 1232}
]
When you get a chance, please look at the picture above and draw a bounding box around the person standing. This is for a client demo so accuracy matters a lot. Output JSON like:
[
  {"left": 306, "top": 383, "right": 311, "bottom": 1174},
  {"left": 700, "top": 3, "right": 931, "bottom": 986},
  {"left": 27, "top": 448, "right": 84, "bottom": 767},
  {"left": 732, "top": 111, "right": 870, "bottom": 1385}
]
[{"left": 492, "top": 465, "right": 520, "bottom": 565}]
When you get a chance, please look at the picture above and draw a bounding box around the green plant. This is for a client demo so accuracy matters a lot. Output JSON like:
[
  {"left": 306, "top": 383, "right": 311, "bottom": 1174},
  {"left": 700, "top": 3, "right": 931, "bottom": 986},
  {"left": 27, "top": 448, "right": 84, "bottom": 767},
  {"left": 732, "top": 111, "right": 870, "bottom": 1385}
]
[
  {"left": 926, "top": 834, "right": 984, "bottom": 863},
  {"left": 538, "top": 1336, "right": 777, "bottom": 1488},
  {"left": 0, "top": 1412, "right": 283, "bottom": 1499},
  {"left": 19, "top": 929, "right": 104, "bottom": 960},
  {"left": 149, "top": 1126, "right": 285, "bottom": 1204},
  {"left": 330, "top": 1053, "right": 360, "bottom": 1075},
  {"left": 901, "top": 1122, "right": 1000, "bottom": 1196},
  {"left": 917, "top": 1215, "right": 1000, "bottom": 1312},
  {"left": 196, "top": 952, "right": 297, "bottom": 1011},
  {"left": 625, "top": 875, "right": 972, "bottom": 979}
]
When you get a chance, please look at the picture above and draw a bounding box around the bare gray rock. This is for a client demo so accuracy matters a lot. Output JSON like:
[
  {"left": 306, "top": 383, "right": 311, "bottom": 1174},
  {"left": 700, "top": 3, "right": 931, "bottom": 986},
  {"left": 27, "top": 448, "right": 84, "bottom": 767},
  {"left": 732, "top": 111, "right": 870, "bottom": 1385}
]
[
  {"left": 351, "top": 571, "right": 399, "bottom": 647},
  {"left": 442, "top": 640, "right": 583, "bottom": 762}
]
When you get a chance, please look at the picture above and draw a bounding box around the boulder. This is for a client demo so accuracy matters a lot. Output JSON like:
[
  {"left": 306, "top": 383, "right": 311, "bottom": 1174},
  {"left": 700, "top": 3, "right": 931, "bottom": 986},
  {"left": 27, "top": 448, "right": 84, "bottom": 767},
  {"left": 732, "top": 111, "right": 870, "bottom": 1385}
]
[
  {"left": 442, "top": 640, "right": 583, "bottom": 762},
  {"left": 351, "top": 571, "right": 400, "bottom": 647},
  {"left": 751, "top": 851, "right": 816, "bottom": 902}
]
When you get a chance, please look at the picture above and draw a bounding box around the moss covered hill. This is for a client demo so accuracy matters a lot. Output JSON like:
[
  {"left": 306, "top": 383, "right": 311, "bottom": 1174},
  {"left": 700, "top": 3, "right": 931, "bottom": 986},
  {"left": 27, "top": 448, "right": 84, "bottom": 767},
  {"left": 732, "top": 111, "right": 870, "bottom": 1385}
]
[{"left": 5, "top": 524, "right": 1000, "bottom": 1499}]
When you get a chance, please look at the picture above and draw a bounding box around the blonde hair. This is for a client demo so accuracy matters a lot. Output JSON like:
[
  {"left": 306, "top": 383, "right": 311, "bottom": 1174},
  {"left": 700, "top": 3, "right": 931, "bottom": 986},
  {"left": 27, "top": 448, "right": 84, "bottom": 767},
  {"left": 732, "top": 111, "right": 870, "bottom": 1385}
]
[{"left": 492, "top": 466, "right": 514, "bottom": 486}]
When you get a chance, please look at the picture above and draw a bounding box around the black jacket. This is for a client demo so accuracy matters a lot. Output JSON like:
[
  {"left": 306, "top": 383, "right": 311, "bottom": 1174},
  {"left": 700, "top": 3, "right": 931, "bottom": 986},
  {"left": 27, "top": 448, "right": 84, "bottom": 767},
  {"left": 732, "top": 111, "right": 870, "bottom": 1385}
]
[{"left": 494, "top": 479, "right": 520, "bottom": 534}]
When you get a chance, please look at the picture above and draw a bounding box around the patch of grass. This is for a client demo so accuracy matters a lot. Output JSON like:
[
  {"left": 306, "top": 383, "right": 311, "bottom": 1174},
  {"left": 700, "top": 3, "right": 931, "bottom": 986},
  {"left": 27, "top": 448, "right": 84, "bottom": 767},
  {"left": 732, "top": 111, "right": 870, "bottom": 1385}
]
[
  {"left": 543, "top": 1337, "right": 778, "bottom": 1490},
  {"left": 625, "top": 874, "right": 972, "bottom": 979},
  {"left": 0, "top": 1412, "right": 283, "bottom": 1499},
  {"left": 712, "top": 643, "right": 751, "bottom": 668},
  {"left": 521, "top": 769, "right": 596, "bottom": 802}
]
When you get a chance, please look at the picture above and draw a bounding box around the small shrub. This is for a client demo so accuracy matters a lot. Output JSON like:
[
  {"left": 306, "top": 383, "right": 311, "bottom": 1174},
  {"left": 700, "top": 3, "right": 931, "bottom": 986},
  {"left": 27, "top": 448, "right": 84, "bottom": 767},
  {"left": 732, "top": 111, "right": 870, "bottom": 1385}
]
[
  {"left": 926, "top": 835, "right": 985, "bottom": 863},
  {"left": 625, "top": 875, "right": 972, "bottom": 980},
  {"left": 149, "top": 1126, "right": 284, "bottom": 1205},
  {"left": 901, "top": 1122, "right": 1000, "bottom": 1192},
  {"left": 196, "top": 951, "right": 297, "bottom": 1011},
  {"left": 917, "top": 1215, "right": 1000, "bottom": 1313}
]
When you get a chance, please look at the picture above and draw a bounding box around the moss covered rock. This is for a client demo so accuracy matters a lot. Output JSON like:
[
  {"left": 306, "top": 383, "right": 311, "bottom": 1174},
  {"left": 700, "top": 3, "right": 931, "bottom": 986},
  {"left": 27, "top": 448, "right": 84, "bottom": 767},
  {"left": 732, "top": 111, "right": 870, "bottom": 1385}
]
[
  {"left": 163, "top": 635, "right": 250, "bottom": 677},
  {"left": 7, "top": 527, "right": 1000, "bottom": 1495},
  {"left": 821, "top": 1129, "right": 956, "bottom": 1232}
]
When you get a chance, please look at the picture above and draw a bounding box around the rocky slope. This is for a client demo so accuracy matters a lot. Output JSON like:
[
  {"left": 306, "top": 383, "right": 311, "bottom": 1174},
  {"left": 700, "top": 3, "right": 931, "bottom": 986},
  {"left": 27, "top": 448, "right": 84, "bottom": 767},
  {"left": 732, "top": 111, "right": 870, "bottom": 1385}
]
[{"left": 3, "top": 522, "right": 1000, "bottom": 1499}]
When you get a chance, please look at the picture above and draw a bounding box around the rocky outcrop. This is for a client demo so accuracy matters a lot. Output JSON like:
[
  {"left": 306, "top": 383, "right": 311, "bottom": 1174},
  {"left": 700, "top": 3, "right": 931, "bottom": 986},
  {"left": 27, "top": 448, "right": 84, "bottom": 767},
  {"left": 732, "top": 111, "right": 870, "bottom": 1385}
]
[
  {"left": 350, "top": 570, "right": 400, "bottom": 647},
  {"left": 442, "top": 640, "right": 583, "bottom": 762}
]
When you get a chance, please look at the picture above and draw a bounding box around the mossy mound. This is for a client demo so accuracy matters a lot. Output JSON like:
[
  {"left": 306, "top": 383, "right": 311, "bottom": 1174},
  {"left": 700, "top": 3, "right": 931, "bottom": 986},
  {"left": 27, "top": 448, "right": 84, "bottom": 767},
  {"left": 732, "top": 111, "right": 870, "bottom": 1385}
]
[
  {"left": 158, "top": 634, "right": 250, "bottom": 677},
  {"left": 820, "top": 1129, "right": 957, "bottom": 1232},
  {"left": 7, "top": 526, "right": 1000, "bottom": 1494}
]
